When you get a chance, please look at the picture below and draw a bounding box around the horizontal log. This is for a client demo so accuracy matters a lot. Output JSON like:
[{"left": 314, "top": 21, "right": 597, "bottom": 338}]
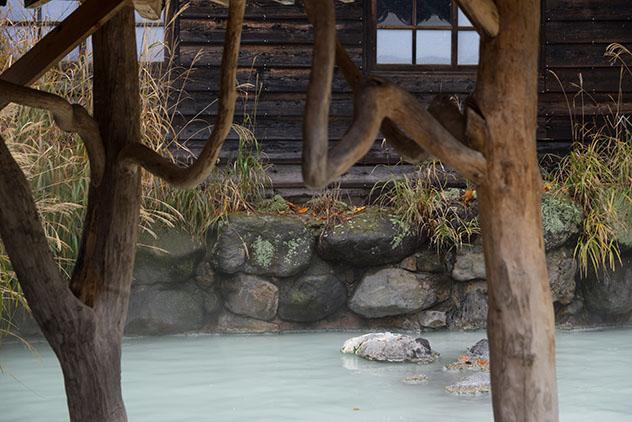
[
  {"left": 181, "top": 0, "right": 363, "bottom": 20},
  {"left": 174, "top": 91, "right": 449, "bottom": 117},
  {"left": 539, "top": 92, "right": 632, "bottom": 115},
  {"left": 544, "top": 0, "right": 632, "bottom": 21},
  {"left": 259, "top": 163, "right": 420, "bottom": 189},
  {"left": 174, "top": 66, "right": 479, "bottom": 96},
  {"left": 179, "top": 18, "right": 362, "bottom": 45},
  {"left": 544, "top": 44, "right": 622, "bottom": 68},
  {"left": 179, "top": 44, "right": 363, "bottom": 67},
  {"left": 544, "top": 21, "right": 632, "bottom": 44},
  {"left": 172, "top": 114, "right": 354, "bottom": 141},
  {"left": 544, "top": 68, "right": 632, "bottom": 93},
  {"left": 173, "top": 66, "right": 354, "bottom": 93},
  {"left": 175, "top": 138, "right": 406, "bottom": 165}
]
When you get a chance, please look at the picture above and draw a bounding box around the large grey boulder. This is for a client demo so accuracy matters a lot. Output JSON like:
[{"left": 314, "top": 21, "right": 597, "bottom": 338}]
[
  {"left": 451, "top": 242, "right": 486, "bottom": 282},
  {"left": 134, "top": 228, "right": 205, "bottom": 286},
  {"left": 278, "top": 258, "right": 347, "bottom": 322},
  {"left": 222, "top": 273, "right": 278, "bottom": 321},
  {"left": 126, "top": 283, "right": 208, "bottom": 335},
  {"left": 341, "top": 332, "right": 438, "bottom": 363},
  {"left": 210, "top": 214, "right": 314, "bottom": 277},
  {"left": 349, "top": 268, "right": 450, "bottom": 318},
  {"left": 541, "top": 192, "right": 582, "bottom": 250},
  {"left": 581, "top": 252, "right": 632, "bottom": 316},
  {"left": 318, "top": 209, "right": 420, "bottom": 266},
  {"left": 547, "top": 248, "right": 577, "bottom": 305},
  {"left": 448, "top": 281, "right": 488, "bottom": 330}
]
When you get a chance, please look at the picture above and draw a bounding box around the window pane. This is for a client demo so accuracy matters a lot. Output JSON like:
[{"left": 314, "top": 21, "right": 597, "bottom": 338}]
[
  {"left": 417, "top": 30, "right": 451, "bottom": 64},
  {"left": 1, "top": 0, "right": 35, "bottom": 21},
  {"left": 377, "top": 0, "right": 412, "bottom": 25},
  {"left": 377, "top": 29, "right": 412, "bottom": 64},
  {"left": 458, "top": 31, "right": 479, "bottom": 64},
  {"left": 458, "top": 8, "right": 473, "bottom": 27},
  {"left": 41, "top": 1, "right": 79, "bottom": 22},
  {"left": 137, "top": 26, "right": 165, "bottom": 62},
  {"left": 417, "top": 0, "right": 451, "bottom": 26}
]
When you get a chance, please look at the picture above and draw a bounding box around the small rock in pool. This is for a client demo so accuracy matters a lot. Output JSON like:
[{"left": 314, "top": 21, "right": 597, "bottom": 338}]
[
  {"left": 468, "top": 339, "right": 489, "bottom": 358},
  {"left": 402, "top": 374, "right": 430, "bottom": 384},
  {"left": 445, "top": 338, "right": 490, "bottom": 372},
  {"left": 341, "top": 332, "right": 439, "bottom": 363},
  {"left": 446, "top": 372, "right": 491, "bottom": 395}
]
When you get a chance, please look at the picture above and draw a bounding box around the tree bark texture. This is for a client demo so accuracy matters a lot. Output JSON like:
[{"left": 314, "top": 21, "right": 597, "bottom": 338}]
[
  {"left": 62, "top": 6, "right": 142, "bottom": 421},
  {"left": 0, "top": 6, "right": 141, "bottom": 422},
  {"left": 473, "top": 0, "right": 559, "bottom": 420}
]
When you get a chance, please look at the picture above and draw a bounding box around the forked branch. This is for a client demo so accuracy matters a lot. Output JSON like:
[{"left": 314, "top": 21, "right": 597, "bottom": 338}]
[
  {"left": 454, "top": 0, "right": 500, "bottom": 38},
  {"left": 0, "top": 80, "right": 105, "bottom": 185},
  {"left": 303, "top": 0, "right": 487, "bottom": 189},
  {"left": 119, "top": 0, "right": 245, "bottom": 189}
]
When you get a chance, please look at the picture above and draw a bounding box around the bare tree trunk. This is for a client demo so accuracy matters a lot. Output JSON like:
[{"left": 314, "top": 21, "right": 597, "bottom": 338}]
[
  {"left": 61, "top": 6, "right": 142, "bottom": 422},
  {"left": 0, "top": 6, "right": 140, "bottom": 422},
  {"left": 474, "top": 0, "right": 559, "bottom": 420}
]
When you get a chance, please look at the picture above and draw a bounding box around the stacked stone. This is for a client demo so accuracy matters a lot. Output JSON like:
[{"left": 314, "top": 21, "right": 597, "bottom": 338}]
[{"left": 119, "top": 191, "right": 631, "bottom": 335}]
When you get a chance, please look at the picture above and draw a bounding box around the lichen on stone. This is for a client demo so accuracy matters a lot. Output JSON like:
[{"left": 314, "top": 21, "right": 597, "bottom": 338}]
[
  {"left": 251, "top": 236, "right": 275, "bottom": 269},
  {"left": 283, "top": 238, "right": 307, "bottom": 266}
]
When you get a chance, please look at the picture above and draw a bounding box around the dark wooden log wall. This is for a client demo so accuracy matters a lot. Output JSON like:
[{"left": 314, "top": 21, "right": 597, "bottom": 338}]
[
  {"left": 170, "top": 0, "right": 632, "bottom": 198},
  {"left": 540, "top": 0, "right": 632, "bottom": 148}
]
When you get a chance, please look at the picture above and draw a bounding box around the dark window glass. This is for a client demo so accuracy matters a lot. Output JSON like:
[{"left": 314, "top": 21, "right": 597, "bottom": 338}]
[
  {"left": 416, "top": 0, "right": 451, "bottom": 26},
  {"left": 376, "top": 0, "right": 412, "bottom": 25}
]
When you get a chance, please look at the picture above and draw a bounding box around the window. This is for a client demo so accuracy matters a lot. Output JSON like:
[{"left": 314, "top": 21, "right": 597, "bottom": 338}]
[
  {"left": 0, "top": 0, "right": 166, "bottom": 62},
  {"left": 371, "top": 0, "right": 479, "bottom": 68}
]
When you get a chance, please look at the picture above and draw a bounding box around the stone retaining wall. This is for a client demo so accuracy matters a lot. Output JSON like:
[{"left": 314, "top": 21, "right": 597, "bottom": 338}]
[
  {"left": 122, "top": 198, "right": 632, "bottom": 335},
  {"left": 12, "top": 194, "right": 632, "bottom": 337}
]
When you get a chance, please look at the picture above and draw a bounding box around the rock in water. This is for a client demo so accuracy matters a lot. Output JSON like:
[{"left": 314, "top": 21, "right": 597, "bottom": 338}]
[
  {"left": 402, "top": 374, "right": 430, "bottom": 384},
  {"left": 341, "top": 332, "right": 439, "bottom": 363},
  {"left": 445, "top": 338, "right": 490, "bottom": 372},
  {"left": 446, "top": 372, "right": 491, "bottom": 395},
  {"left": 468, "top": 339, "right": 489, "bottom": 358}
]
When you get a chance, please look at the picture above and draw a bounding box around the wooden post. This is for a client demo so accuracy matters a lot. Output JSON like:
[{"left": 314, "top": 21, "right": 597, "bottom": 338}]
[{"left": 473, "top": 0, "right": 559, "bottom": 420}]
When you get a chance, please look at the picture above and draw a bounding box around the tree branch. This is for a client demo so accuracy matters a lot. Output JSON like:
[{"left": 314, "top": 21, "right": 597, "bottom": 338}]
[
  {"left": 119, "top": 0, "right": 245, "bottom": 189},
  {"left": 454, "top": 0, "right": 500, "bottom": 38},
  {"left": 0, "top": 80, "right": 106, "bottom": 186},
  {"left": 0, "top": 136, "right": 95, "bottom": 342},
  {"left": 0, "top": 0, "right": 127, "bottom": 112},
  {"left": 334, "top": 30, "right": 429, "bottom": 164},
  {"left": 303, "top": 0, "right": 487, "bottom": 188}
]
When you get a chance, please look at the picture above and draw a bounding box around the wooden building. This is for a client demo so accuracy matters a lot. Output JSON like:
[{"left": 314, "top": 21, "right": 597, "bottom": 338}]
[
  {"left": 167, "top": 0, "right": 631, "bottom": 197},
  {"left": 3, "top": 0, "right": 632, "bottom": 197}
]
